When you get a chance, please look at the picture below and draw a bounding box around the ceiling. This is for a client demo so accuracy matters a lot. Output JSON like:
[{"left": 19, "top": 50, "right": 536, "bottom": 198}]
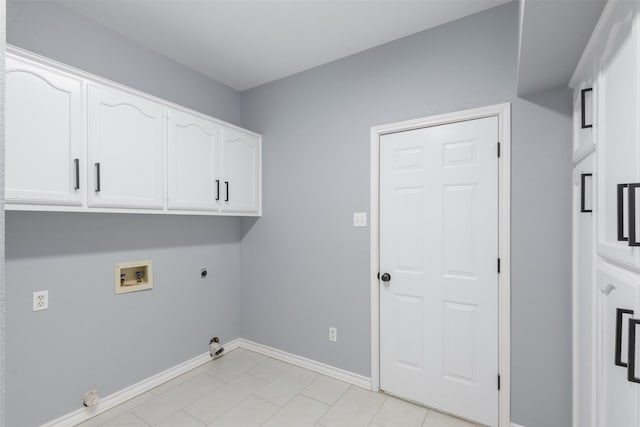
[
  {"left": 517, "top": 0, "right": 605, "bottom": 96},
  {"left": 57, "top": 0, "right": 511, "bottom": 91}
]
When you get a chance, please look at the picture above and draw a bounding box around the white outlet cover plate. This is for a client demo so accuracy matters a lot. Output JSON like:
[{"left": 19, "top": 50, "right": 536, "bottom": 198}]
[
  {"left": 353, "top": 212, "right": 367, "bottom": 227},
  {"left": 33, "top": 290, "right": 49, "bottom": 311}
]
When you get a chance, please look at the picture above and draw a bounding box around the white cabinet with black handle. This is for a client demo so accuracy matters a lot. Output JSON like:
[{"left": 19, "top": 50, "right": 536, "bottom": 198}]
[
  {"left": 5, "top": 55, "right": 84, "bottom": 207},
  {"left": 87, "top": 84, "right": 166, "bottom": 209},
  {"left": 595, "top": 0, "right": 640, "bottom": 270},
  {"left": 5, "top": 46, "right": 262, "bottom": 217},
  {"left": 572, "top": 2, "right": 640, "bottom": 426},
  {"left": 219, "top": 127, "right": 261, "bottom": 215},
  {"left": 598, "top": 267, "right": 640, "bottom": 427}
]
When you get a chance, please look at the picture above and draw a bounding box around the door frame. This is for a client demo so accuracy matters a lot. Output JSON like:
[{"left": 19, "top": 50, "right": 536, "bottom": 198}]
[{"left": 369, "top": 103, "right": 511, "bottom": 426}]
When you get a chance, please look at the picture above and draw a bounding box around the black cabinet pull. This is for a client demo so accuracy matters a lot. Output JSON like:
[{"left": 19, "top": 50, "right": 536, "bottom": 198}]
[
  {"left": 628, "top": 317, "right": 640, "bottom": 383},
  {"left": 216, "top": 179, "right": 220, "bottom": 201},
  {"left": 630, "top": 183, "right": 640, "bottom": 246},
  {"left": 616, "top": 308, "right": 634, "bottom": 367},
  {"left": 74, "top": 158, "right": 80, "bottom": 190},
  {"left": 225, "top": 181, "right": 229, "bottom": 202},
  {"left": 581, "top": 88, "right": 593, "bottom": 129},
  {"left": 95, "top": 163, "right": 101, "bottom": 193},
  {"left": 581, "top": 173, "right": 592, "bottom": 213},
  {"left": 618, "top": 184, "right": 629, "bottom": 241}
]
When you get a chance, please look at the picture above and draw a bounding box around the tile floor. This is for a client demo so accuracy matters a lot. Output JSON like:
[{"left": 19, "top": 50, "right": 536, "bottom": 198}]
[{"left": 77, "top": 348, "right": 481, "bottom": 427}]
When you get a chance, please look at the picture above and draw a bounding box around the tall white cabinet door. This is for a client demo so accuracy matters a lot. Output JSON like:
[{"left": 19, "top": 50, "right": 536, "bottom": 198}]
[
  {"left": 598, "top": 268, "right": 640, "bottom": 427},
  {"left": 6, "top": 56, "right": 83, "bottom": 205},
  {"left": 88, "top": 85, "right": 165, "bottom": 209},
  {"left": 573, "top": 153, "right": 595, "bottom": 427},
  {"left": 220, "top": 127, "right": 261, "bottom": 215},
  {"left": 167, "top": 109, "right": 219, "bottom": 211},
  {"left": 597, "top": 2, "right": 640, "bottom": 269}
]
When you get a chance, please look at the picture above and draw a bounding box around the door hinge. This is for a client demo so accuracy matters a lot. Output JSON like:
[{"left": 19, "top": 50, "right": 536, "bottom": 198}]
[
  {"left": 497, "top": 142, "right": 501, "bottom": 158},
  {"left": 498, "top": 374, "right": 501, "bottom": 390},
  {"left": 497, "top": 258, "right": 501, "bottom": 273}
]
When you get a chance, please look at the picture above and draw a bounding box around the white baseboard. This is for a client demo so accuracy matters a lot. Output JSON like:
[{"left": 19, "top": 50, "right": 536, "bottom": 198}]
[
  {"left": 511, "top": 423, "right": 526, "bottom": 427},
  {"left": 237, "top": 338, "right": 371, "bottom": 389},
  {"left": 42, "top": 338, "right": 242, "bottom": 427}
]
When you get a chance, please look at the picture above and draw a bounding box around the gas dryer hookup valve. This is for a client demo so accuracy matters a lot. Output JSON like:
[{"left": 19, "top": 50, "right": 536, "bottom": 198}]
[{"left": 209, "top": 337, "right": 224, "bottom": 359}]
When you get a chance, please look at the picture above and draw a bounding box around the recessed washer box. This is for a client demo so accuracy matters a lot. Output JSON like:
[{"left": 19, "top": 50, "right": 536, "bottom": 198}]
[{"left": 115, "top": 260, "right": 153, "bottom": 294}]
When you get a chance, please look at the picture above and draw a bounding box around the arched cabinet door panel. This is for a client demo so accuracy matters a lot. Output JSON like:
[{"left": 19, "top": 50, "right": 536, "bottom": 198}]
[
  {"left": 6, "top": 56, "right": 83, "bottom": 206},
  {"left": 87, "top": 84, "right": 165, "bottom": 209},
  {"left": 219, "top": 127, "right": 261, "bottom": 215},
  {"left": 167, "top": 108, "right": 220, "bottom": 211}
]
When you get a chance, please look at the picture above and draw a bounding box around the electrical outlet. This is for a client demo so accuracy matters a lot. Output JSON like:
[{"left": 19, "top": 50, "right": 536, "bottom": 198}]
[
  {"left": 329, "top": 327, "right": 337, "bottom": 342},
  {"left": 33, "top": 290, "right": 48, "bottom": 312},
  {"left": 353, "top": 212, "right": 367, "bottom": 227}
]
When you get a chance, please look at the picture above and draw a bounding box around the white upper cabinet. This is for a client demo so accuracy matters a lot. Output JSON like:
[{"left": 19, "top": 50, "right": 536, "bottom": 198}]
[
  {"left": 167, "top": 108, "right": 220, "bottom": 211},
  {"left": 6, "top": 55, "right": 83, "bottom": 206},
  {"left": 220, "top": 127, "right": 261, "bottom": 215},
  {"left": 5, "top": 48, "right": 262, "bottom": 216},
  {"left": 87, "top": 84, "right": 165, "bottom": 209},
  {"left": 596, "top": 1, "right": 640, "bottom": 269}
]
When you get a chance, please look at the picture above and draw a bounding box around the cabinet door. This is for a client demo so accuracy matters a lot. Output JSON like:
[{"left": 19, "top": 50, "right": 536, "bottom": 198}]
[
  {"left": 597, "top": 2, "right": 640, "bottom": 269},
  {"left": 573, "top": 78, "right": 595, "bottom": 159},
  {"left": 598, "top": 267, "right": 640, "bottom": 427},
  {"left": 88, "top": 85, "right": 165, "bottom": 209},
  {"left": 573, "top": 154, "right": 595, "bottom": 427},
  {"left": 167, "top": 109, "right": 219, "bottom": 211},
  {"left": 220, "top": 127, "right": 261, "bottom": 215},
  {"left": 6, "top": 56, "right": 83, "bottom": 205}
]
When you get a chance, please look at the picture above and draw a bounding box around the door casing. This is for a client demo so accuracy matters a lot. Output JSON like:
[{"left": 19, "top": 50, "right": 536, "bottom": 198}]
[{"left": 369, "top": 103, "right": 511, "bottom": 426}]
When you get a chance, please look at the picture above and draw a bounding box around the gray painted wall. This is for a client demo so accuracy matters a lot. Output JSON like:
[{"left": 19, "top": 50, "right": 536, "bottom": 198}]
[
  {"left": 7, "top": 0, "right": 241, "bottom": 125},
  {"left": 6, "top": 213, "right": 242, "bottom": 426},
  {"left": 6, "top": 2, "right": 244, "bottom": 425},
  {"left": 240, "top": 3, "right": 572, "bottom": 427}
]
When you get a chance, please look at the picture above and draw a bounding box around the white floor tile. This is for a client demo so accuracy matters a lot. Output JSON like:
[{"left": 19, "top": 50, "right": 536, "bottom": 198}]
[
  {"left": 262, "top": 394, "right": 329, "bottom": 427},
  {"left": 318, "top": 386, "right": 387, "bottom": 427},
  {"left": 151, "top": 363, "right": 215, "bottom": 396},
  {"left": 76, "top": 393, "right": 156, "bottom": 427},
  {"left": 209, "top": 396, "right": 279, "bottom": 427},
  {"left": 154, "top": 411, "right": 205, "bottom": 427},
  {"left": 301, "top": 375, "right": 350, "bottom": 405},
  {"left": 73, "top": 350, "right": 485, "bottom": 427},
  {"left": 207, "top": 350, "right": 267, "bottom": 382},
  {"left": 254, "top": 366, "right": 319, "bottom": 406},
  {"left": 371, "top": 397, "right": 428, "bottom": 427},
  {"left": 100, "top": 412, "right": 148, "bottom": 427},
  {"left": 247, "top": 357, "right": 292, "bottom": 382},
  {"left": 132, "top": 374, "right": 223, "bottom": 424},
  {"left": 422, "top": 410, "right": 480, "bottom": 427},
  {"left": 184, "top": 373, "right": 267, "bottom": 424}
]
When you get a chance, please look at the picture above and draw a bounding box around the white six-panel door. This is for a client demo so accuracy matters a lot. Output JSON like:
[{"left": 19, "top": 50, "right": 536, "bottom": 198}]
[
  {"left": 167, "top": 108, "right": 220, "bottom": 211},
  {"left": 379, "top": 117, "right": 499, "bottom": 426},
  {"left": 6, "top": 57, "right": 83, "bottom": 205}
]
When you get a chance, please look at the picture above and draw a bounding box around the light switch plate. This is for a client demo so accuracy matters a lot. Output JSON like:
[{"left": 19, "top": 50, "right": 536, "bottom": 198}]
[{"left": 353, "top": 212, "right": 367, "bottom": 227}]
